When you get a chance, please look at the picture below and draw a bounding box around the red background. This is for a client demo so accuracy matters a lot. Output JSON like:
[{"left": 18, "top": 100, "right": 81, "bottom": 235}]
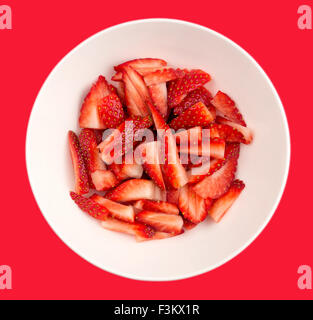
[{"left": 1, "top": 0, "right": 312, "bottom": 300}]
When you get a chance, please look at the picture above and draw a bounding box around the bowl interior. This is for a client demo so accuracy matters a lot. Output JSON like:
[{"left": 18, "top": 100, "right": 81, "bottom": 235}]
[{"left": 26, "top": 19, "right": 290, "bottom": 281}]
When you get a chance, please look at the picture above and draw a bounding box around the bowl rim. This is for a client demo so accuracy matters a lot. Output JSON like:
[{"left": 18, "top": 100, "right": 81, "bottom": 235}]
[{"left": 25, "top": 18, "right": 291, "bottom": 282}]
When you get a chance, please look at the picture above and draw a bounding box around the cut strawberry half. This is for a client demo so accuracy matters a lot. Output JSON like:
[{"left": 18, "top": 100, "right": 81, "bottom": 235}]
[
  {"left": 98, "top": 93, "right": 125, "bottom": 128},
  {"left": 106, "top": 179, "right": 164, "bottom": 202},
  {"left": 134, "top": 199, "right": 179, "bottom": 215},
  {"left": 136, "top": 211, "right": 183, "bottom": 234},
  {"left": 193, "top": 143, "right": 240, "bottom": 199},
  {"left": 100, "top": 217, "right": 155, "bottom": 240},
  {"left": 148, "top": 83, "right": 168, "bottom": 118},
  {"left": 68, "top": 131, "right": 89, "bottom": 195},
  {"left": 209, "top": 179, "right": 245, "bottom": 222},
  {"left": 169, "top": 102, "right": 215, "bottom": 130},
  {"left": 90, "top": 169, "right": 118, "bottom": 191},
  {"left": 209, "top": 123, "right": 245, "bottom": 144},
  {"left": 144, "top": 68, "right": 184, "bottom": 86},
  {"left": 173, "top": 86, "right": 213, "bottom": 116},
  {"left": 216, "top": 116, "right": 253, "bottom": 144},
  {"left": 90, "top": 194, "right": 135, "bottom": 222},
  {"left": 211, "top": 91, "right": 246, "bottom": 126},
  {"left": 168, "top": 69, "right": 211, "bottom": 107},
  {"left": 79, "top": 76, "right": 113, "bottom": 129},
  {"left": 70, "top": 191, "right": 109, "bottom": 220},
  {"left": 178, "top": 184, "right": 207, "bottom": 223},
  {"left": 98, "top": 115, "right": 153, "bottom": 163}
]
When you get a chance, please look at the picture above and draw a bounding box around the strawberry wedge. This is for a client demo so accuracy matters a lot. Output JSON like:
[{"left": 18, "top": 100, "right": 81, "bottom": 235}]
[
  {"left": 134, "top": 199, "right": 179, "bottom": 215},
  {"left": 209, "top": 179, "right": 245, "bottom": 222},
  {"left": 90, "top": 170, "right": 118, "bottom": 191},
  {"left": 136, "top": 211, "right": 183, "bottom": 234},
  {"left": 148, "top": 83, "right": 168, "bottom": 118},
  {"left": 136, "top": 231, "right": 177, "bottom": 242},
  {"left": 68, "top": 131, "right": 89, "bottom": 195},
  {"left": 209, "top": 123, "right": 245, "bottom": 144},
  {"left": 144, "top": 68, "right": 184, "bottom": 86},
  {"left": 115, "top": 58, "right": 167, "bottom": 71}
]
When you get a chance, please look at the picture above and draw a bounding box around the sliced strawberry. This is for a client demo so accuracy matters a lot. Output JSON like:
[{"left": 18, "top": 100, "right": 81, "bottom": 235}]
[
  {"left": 148, "top": 83, "right": 168, "bottom": 118},
  {"left": 90, "top": 170, "right": 118, "bottom": 191},
  {"left": 205, "top": 197, "right": 213, "bottom": 210},
  {"left": 167, "top": 69, "right": 211, "bottom": 107},
  {"left": 193, "top": 143, "right": 240, "bottom": 199},
  {"left": 106, "top": 179, "right": 163, "bottom": 202},
  {"left": 169, "top": 102, "right": 215, "bottom": 130},
  {"left": 98, "top": 115, "right": 153, "bottom": 163},
  {"left": 216, "top": 116, "right": 253, "bottom": 144},
  {"left": 100, "top": 217, "right": 155, "bottom": 240},
  {"left": 108, "top": 163, "right": 129, "bottom": 181},
  {"left": 173, "top": 86, "right": 212, "bottom": 116},
  {"left": 139, "top": 141, "right": 166, "bottom": 190},
  {"left": 70, "top": 191, "right": 109, "bottom": 220},
  {"left": 98, "top": 93, "right": 125, "bottom": 129},
  {"left": 68, "top": 131, "right": 89, "bottom": 195},
  {"left": 115, "top": 81, "right": 125, "bottom": 104},
  {"left": 209, "top": 123, "right": 245, "bottom": 143},
  {"left": 136, "top": 231, "right": 177, "bottom": 242},
  {"left": 120, "top": 163, "right": 143, "bottom": 179},
  {"left": 211, "top": 91, "right": 246, "bottom": 126},
  {"left": 178, "top": 184, "right": 207, "bottom": 223},
  {"left": 115, "top": 58, "right": 167, "bottom": 72},
  {"left": 79, "top": 76, "right": 113, "bottom": 129},
  {"left": 94, "top": 129, "right": 104, "bottom": 144},
  {"left": 144, "top": 68, "right": 184, "bottom": 86},
  {"left": 79, "top": 128, "right": 106, "bottom": 188},
  {"left": 90, "top": 194, "right": 135, "bottom": 222},
  {"left": 166, "top": 189, "right": 180, "bottom": 205},
  {"left": 209, "top": 179, "right": 245, "bottom": 222},
  {"left": 136, "top": 211, "right": 183, "bottom": 234},
  {"left": 134, "top": 199, "right": 179, "bottom": 215},
  {"left": 183, "top": 218, "right": 197, "bottom": 230}
]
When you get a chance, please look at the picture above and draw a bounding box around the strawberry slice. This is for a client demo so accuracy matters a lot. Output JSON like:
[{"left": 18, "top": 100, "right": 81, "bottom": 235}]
[
  {"left": 98, "top": 115, "right": 153, "bottom": 163},
  {"left": 211, "top": 91, "right": 246, "bottom": 126},
  {"left": 106, "top": 179, "right": 164, "bottom": 202},
  {"left": 68, "top": 131, "right": 89, "bottom": 195},
  {"left": 100, "top": 217, "right": 155, "bottom": 240},
  {"left": 90, "top": 169, "right": 118, "bottom": 191},
  {"left": 209, "top": 179, "right": 245, "bottom": 222},
  {"left": 136, "top": 231, "right": 177, "bottom": 242},
  {"left": 115, "top": 58, "right": 167, "bottom": 71},
  {"left": 166, "top": 189, "right": 180, "bottom": 205},
  {"left": 134, "top": 199, "right": 179, "bottom": 215},
  {"left": 148, "top": 83, "right": 168, "bottom": 118},
  {"left": 193, "top": 143, "right": 240, "bottom": 199},
  {"left": 209, "top": 123, "right": 245, "bottom": 144},
  {"left": 98, "top": 93, "right": 125, "bottom": 129},
  {"left": 178, "top": 184, "right": 207, "bottom": 223},
  {"left": 108, "top": 163, "right": 129, "bottom": 181},
  {"left": 138, "top": 141, "right": 166, "bottom": 190},
  {"left": 70, "top": 191, "right": 109, "bottom": 220},
  {"left": 216, "top": 116, "right": 253, "bottom": 144},
  {"left": 136, "top": 211, "right": 183, "bottom": 234},
  {"left": 173, "top": 86, "right": 213, "bottom": 116},
  {"left": 147, "top": 101, "right": 188, "bottom": 189},
  {"left": 167, "top": 69, "right": 211, "bottom": 107},
  {"left": 144, "top": 68, "right": 184, "bottom": 86},
  {"left": 79, "top": 128, "right": 106, "bottom": 188},
  {"left": 90, "top": 194, "right": 135, "bottom": 222},
  {"left": 169, "top": 102, "right": 215, "bottom": 130},
  {"left": 183, "top": 218, "right": 197, "bottom": 230},
  {"left": 79, "top": 76, "right": 113, "bottom": 129}
]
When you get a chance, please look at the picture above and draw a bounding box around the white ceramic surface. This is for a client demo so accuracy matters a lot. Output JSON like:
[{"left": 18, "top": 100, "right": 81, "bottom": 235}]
[{"left": 26, "top": 19, "right": 290, "bottom": 281}]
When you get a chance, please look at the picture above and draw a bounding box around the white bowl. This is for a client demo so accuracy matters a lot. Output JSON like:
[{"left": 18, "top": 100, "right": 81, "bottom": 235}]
[{"left": 26, "top": 19, "right": 290, "bottom": 281}]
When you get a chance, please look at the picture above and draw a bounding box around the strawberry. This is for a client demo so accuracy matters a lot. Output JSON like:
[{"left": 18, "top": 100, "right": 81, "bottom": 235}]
[
  {"left": 167, "top": 69, "right": 211, "bottom": 107},
  {"left": 136, "top": 211, "right": 183, "bottom": 234},
  {"left": 106, "top": 179, "right": 164, "bottom": 202},
  {"left": 216, "top": 116, "right": 253, "bottom": 144},
  {"left": 90, "top": 169, "right": 118, "bottom": 191},
  {"left": 90, "top": 194, "right": 135, "bottom": 222},
  {"left": 134, "top": 199, "right": 179, "bottom": 215},
  {"left": 70, "top": 191, "right": 109, "bottom": 220},
  {"left": 98, "top": 93, "right": 125, "bottom": 129},
  {"left": 169, "top": 102, "right": 215, "bottom": 130},
  {"left": 211, "top": 91, "right": 246, "bottom": 126},
  {"left": 98, "top": 115, "right": 153, "bottom": 163},
  {"left": 183, "top": 218, "right": 197, "bottom": 230},
  {"left": 68, "top": 131, "right": 89, "bottom": 195},
  {"left": 115, "top": 82, "right": 125, "bottom": 104},
  {"left": 79, "top": 128, "right": 106, "bottom": 188},
  {"left": 79, "top": 76, "right": 113, "bottom": 129},
  {"left": 173, "top": 86, "right": 213, "bottom": 116},
  {"left": 192, "top": 143, "right": 240, "bottom": 199},
  {"left": 94, "top": 129, "right": 104, "bottom": 144},
  {"left": 138, "top": 141, "right": 166, "bottom": 190},
  {"left": 136, "top": 231, "right": 177, "bottom": 242},
  {"left": 144, "top": 68, "right": 184, "bottom": 86},
  {"left": 178, "top": 184, "right": 207, "bottom": 223},
  {"left": 108, "top": 163, "right": 129, "bottom": 181},
  {"left": 148, "top": 83, "right": 168, "bottom": 118},
  {"left": 147, "top": 101, "right": 188, "bottom": 189},
  {"left": 115, "top": 58, "right": 167, "bottom": 72},
  {"left": 166, "top": 189, "right": 180, "bottom": 205},
  {"left": 209, "top": 179, "right": 245, "bottom": 222},
  {"left": 209, "top": 123, "right": 245, "bottom": 144},
  {"left": 100, "top": 217, "right": 155, "bottom": 240}
]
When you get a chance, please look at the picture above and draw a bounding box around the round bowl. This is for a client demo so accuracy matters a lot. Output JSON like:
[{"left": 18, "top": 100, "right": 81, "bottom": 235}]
[{"left": 26, "top": 19, "right": 290, "bottom": 281}]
